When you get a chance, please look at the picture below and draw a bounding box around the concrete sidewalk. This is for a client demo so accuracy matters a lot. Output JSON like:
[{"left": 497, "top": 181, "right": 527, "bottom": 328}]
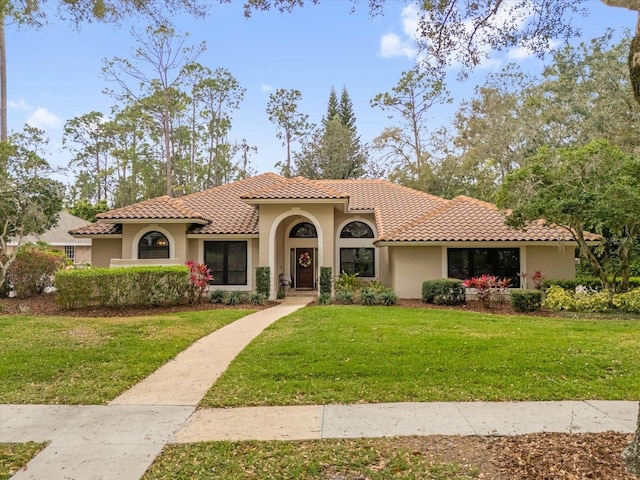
[
  {"left": 4, "top": 296, "right": 312, "bottom": 480},
  {"left": 174, "top": 400, "right": 638, "bottom": 443}
]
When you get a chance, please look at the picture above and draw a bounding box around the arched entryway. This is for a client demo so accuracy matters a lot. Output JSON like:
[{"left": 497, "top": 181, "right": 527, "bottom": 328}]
[{"left": 289, "top": 221, "right": 317, "bottom": 289}]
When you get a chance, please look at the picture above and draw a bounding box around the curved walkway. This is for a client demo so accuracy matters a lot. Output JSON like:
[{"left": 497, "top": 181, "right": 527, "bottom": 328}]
[{"left": 2, "top": 296, "right": 638, "bottom": 479}]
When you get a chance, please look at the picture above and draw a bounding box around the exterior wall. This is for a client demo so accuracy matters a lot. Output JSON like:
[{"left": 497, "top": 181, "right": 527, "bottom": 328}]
[
  {"left": 524, "top": 245, "right": 576, "bottom": 285},
  {"left": 376, "top": 245, "right": 391, "bottom": 286},
  {"left": 389, "top": 246, "right": 443, "bottom": 298},
  {"left": 74, "top": 245, "right": 92, "bottom": 264},
  {"left": 121, "top": 223, "right": 189, "bottom": 262},
  {"left": 258, "top": 203, "right": 336, "bottom": 298},
  {"left": 91, "top": 239, "right": 123, "bottom": 267}
]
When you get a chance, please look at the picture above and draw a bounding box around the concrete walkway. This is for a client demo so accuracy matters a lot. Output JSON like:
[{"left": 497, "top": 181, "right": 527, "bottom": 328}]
[
  {"left": 3, "top": 296, "right": 312, "bottom": 480},
  {"left": 2, "top": 296, "right": 638, "bottom": 479}
]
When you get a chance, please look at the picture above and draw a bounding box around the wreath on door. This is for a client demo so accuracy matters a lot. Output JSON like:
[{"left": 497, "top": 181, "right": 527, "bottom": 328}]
[{"left": 298, "top": 252, "right": 312, "bottom": 268}]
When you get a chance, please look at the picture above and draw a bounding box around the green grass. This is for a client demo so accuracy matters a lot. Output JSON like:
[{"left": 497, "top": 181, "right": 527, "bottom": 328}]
[
  {"left": 201, "top": 306, "right": 640, "bottom": 407},
  {"left": 143, "top": 439, "right": 479, "bottom": 480},
  {"left": 0, "top": 310, "right": 253, "bottom": 404},
  {"left": 0, "top": 442, "right": 47, "bottom": 480}
]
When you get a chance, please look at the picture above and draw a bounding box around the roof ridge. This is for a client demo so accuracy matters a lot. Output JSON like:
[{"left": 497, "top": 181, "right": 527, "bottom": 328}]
[
  {"left": 241, "top": 176, "right": 350, "bottom": 199},
  {"left": 96, "top": 195, "right": 171, "bottom": 219},
  {"left": 452, "top": 195, "right": 500, "bottom": 211},
  {"left": 182, "top": 172, "right": 285, "bottom": 200}
]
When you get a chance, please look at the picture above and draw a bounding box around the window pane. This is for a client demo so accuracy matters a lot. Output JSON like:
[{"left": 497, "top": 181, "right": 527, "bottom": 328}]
[
  {"left": 447, "top": 248, "right": 520, "bottom": 287},
  {"left": 289, "top": 222, "right": 317, "bottom": 238},
  {"left": 340, "top": 221, "right": 374, "bottom": 238},
  {"left": 204, "top": 241, "right": 247, "bottom": 286},
  {"left": 340, "top": 248, "right": 374, "bottom": 277},
  {"left": 139, "top": 231, "right": 169, "bottom": 259}
]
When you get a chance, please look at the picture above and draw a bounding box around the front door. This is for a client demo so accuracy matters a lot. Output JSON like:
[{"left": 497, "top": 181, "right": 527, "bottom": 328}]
[{"left": 295, "top": 247, "right": 315, "bottom": 289}]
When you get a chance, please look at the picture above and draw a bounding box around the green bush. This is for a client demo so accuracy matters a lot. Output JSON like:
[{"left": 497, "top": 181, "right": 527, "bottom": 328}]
[
  {"left": 55, "top": 266, "right": 190, "bottom": 309},
  {"left": 510, "top": 290, "right": 542, "bottom": 312},
  {"left": 318, "top": 293, "right": 332, "bottom": 305},
  {"left": 542, "top": 285, "right": 577, "bottom": 311},
  {"left": 335, "top": 290, "right": 355, "bottom": 304},
  {"left": 613, "top": 288, "right": 640, "bottom": 313},
  {"left": 379, "top": 289, "right": 397, "bottom": 306},
  {"left": 319, "top": 267, "right": 332, "bottom": 296},
  {"left": 575, "top": 290, "right": 612, "bottom": 313},
  {"left": 360, "top": 289, "right": 377, "bottom": 306},
  {"left": 226, "top": 291, "right": 247, "bottom": 305},
  {"left": 276, "top": 289, "right": 286, "bottom": 300},
  {"left": 422, "top": 279, "right": 465, "bottom": 305},
  {"left": 249, "top": 292, "right": 266, "bottom": 305},
  {"left": 543, "top": 277, "right": 640, "bottom": 293},
  {"left": 335, "top": 271, "right": 361, "bottom": 293},
  {"left": 255, "top": 267, "right": 270, "bottom": 297},
  {"left": 10, "top": 243, "right": 68, "bottom": 299},
  {"left": 209, "top": 289, "right": 227, "bottom": 304}
]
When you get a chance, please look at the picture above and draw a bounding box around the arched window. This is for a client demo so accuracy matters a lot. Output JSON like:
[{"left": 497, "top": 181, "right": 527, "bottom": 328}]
[
  {"left": 340, "top": 221, "right": 374, "bottom": 239},
  {"left": 138, "top": 231, "right": 170, "bottom": 259},
  {"left": 289, "top": 222, "right": 317, "bottom": 238}
]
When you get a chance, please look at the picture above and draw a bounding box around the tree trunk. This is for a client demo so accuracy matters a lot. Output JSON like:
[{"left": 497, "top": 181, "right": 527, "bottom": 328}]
[
  {"left": 623, "top": 402, "right": 640, "bottom": 476},
  {"left": 0, "top": 19, "right": 7, "bottom": 145}
]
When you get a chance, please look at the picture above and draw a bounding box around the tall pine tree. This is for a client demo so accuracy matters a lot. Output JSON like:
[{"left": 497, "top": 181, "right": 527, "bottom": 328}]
[{"left": 295, "top": 86, "right": 366, "bottom": 179}]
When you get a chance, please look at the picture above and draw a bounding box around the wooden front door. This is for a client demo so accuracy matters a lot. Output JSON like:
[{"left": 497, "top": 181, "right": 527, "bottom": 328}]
[{"left": 295, "top": 248, "right": 315, "bottom": 289}]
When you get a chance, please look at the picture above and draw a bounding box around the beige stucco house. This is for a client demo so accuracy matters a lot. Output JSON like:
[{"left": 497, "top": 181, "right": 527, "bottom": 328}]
[{"left": 70, "top": 173, "right": 599, "bottom": 299}]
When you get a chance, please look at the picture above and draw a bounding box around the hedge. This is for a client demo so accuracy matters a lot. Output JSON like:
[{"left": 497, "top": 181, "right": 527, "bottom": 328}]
[
  {"left": 255, "top": 266, "right": 270, "bottom": 297},
  {"left": 55, "top": 266, "right": 191, "bottom": 309},
  {"left": 422, "top": 279, "right": 465, "bottom": 305},
  {"left": 543, "top": 277, "right": 640, "bottom": 292},
  {"left": 510, "top": 290, "right": 542, "bottom": 312}
]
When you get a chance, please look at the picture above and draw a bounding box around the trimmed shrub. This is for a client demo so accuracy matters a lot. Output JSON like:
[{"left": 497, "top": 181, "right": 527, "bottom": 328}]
[
  {"left": 510, "top": 290, "right": 542, "bottom": 313},
  {"left": 55, "top": 266, "right": 189, "bottom": 309},
  {"left": 575, "top": 290, "right": 612, "bottom": 313},
  {"left": 209, "top": 289, "right": 227, "bottom": 304},
  {"left": 11, "top": 244, "right": 68, "bottom": 299},
  {"left": 319, "top": 266, "right": 332, "bottom": 296},
  {"left": 256, "top": 267, "right": 270, "bottom": 297},
  {"left": 422, "top": 279, "right": 465, "bottom": 305},
  {"left": 318, "top": 293, "right": 332, "bottom": 305},
  {"left": 543, "top": 278, "right": 603, "bottom": 292}
]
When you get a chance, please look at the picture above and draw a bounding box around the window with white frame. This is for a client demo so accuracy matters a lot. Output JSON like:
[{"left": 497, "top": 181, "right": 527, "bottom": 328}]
[{"left": 64, "top": 245, "right": 76, "bottom": 262}]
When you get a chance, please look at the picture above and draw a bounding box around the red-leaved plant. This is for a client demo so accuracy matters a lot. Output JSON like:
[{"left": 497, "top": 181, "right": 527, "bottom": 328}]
[
  {"left": 463, "top": 274, "right": 511, "bottom": 308},
  {"left": 186, "top": 261, "right": 212, "bottom": 304}
]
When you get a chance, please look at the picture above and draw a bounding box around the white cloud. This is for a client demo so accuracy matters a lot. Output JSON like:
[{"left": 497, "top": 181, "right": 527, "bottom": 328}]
[
  {"left": 8, "top": 99, "right": 31, "bottom": 110},
  {"left": 379, "top": 33, "right": 417, "bottom": 59},
  {"left": 27, "top": 107, "right": 62, "bottom": 129},
  {"left": 508, "top": 39, "right": 561, "bottom": 60},
  {"left": 261, "top": 84, "right": 274, "bottom": 93},
  {"left": 378, "top": 4, "right": 419, "bottom": 59}
]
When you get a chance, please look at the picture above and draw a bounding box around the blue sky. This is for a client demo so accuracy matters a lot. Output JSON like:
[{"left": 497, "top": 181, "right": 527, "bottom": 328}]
[{"left": 6, "top": 1, "right": 636, "bottom": 181}]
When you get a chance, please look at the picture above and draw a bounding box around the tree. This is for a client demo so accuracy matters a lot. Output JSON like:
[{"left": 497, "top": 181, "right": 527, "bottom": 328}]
[
  {"left": 68, "top": 199, "right": 110, "bottom": 223},
  {"left": 63, "top": 111, "right": 114, "bottom": 204},
  {"left": 294, "top": 86, "right": 366, "bottom": 179},
  {"left": 371, "top": 68, "right": 450, "bottom": 192},
  {"left": 0, "top": 0, "right": 208, "bottom": 148},
  {"left": 497, "top": 139, "right": 640, "bottom": 295},
  {"left": 266, "top": 88, "right": 312, "bottom": 177},
  {"left": 0, "top": 126, "right": 63, "bottom": 290},
  {"left": 103, "top": 24, "right": 205, "bottom": 197}
]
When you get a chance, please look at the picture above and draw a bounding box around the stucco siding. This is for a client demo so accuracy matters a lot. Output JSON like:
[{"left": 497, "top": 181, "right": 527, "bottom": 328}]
[
  {"left": 525, "top": 245, "right": 576, "bottom": 284},
  {"left": 91, "top": 239, "right": 123, "bottom": 267},
  {"left": 389, "top": 246, "right": 443, "bottom": 298}
]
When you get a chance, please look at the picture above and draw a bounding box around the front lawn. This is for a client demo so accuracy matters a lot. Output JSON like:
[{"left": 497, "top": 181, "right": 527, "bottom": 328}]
[
  {"left": 143, "top": 439, "right": 480, "bottom": 480},
  {"left": 0, "top": 310, "right": 252, "bottom": 404},
  {"left": 202, "top": 306, "right": 640, "bottom": 407},
  {"left": 0, "top": 442, "right": 47, "bottom": 480}
]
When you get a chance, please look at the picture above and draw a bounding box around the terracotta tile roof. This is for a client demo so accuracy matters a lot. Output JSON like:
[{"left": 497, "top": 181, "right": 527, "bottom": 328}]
[
  {"left": 96, "top": 196, "right": 205, "bottom": 221},
  {"left": 241, "top": 176, "right": 350, "bottom": 201},
  {"left": 319, "top": 179, "right": 447, "bottom": 238},
  {"left": 184, "top": 173, "right": 285, "bottom": 234},
  {"left": 70, "top": 222, "right": 122, "bottom": 236},
  {"left": 377, "top": 195, "right": 600, "bottom": 243},
  {"left": 75, "top": 174, "right": 598, "bottom": 244}
]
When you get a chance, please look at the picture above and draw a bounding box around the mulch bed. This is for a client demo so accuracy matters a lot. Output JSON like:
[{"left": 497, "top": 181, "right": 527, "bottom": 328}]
[{"left": 1, "top": 293, "right": 638, "bottom": 478}]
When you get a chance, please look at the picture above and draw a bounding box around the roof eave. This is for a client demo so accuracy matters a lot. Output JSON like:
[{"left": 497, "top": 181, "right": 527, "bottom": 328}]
[
  {"left": 97, "top": 218, "right": 209, "bottom": 225},
  {"left": 374, "top": 239, "right": 591, "bottom": 247}
]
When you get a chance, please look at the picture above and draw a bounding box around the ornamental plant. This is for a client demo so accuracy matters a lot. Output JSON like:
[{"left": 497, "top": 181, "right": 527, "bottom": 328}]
[
  {"left": 186, "top": 261, "right": 212, "bottom": 304},
  {"left": 463, "top": 274, "right": 511, "bottom": 308}
]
